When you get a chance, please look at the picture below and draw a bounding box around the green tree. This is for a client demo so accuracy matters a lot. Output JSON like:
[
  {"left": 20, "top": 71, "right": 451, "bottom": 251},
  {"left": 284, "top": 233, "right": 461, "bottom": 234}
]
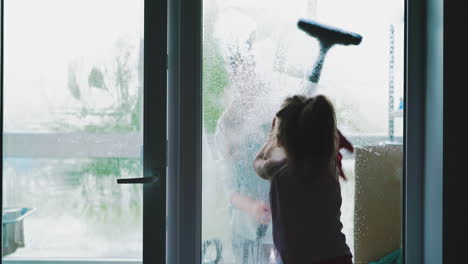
[{"left": 202, "top": 2, "right": 229, "bottom": 133}]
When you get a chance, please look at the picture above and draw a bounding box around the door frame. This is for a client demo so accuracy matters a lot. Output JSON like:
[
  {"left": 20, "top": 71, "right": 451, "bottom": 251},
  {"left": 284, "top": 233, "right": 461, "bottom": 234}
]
[
  {"left": 142, "top": 0, "right": 167, "bottom": 264},
  {"left": 405, "top": 0, "right": 444, "bottom": 263},
  {"left": 167, "top": 0, "right": 203, "bottom": 263},
  {"left": 169, "top": 0, "right": 444, "bottom": 263}
]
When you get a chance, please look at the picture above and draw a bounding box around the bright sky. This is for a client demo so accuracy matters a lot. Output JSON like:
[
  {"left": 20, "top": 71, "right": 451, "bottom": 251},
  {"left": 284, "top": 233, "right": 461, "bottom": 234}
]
[{"left": 4, "top": 0, "right": 143, "bottom": 132}]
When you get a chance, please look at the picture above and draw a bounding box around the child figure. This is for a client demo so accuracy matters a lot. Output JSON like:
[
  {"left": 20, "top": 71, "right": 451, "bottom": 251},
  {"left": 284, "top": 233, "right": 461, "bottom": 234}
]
[{"left": 253, "top": 95, "right": 353, "bottom": 264}]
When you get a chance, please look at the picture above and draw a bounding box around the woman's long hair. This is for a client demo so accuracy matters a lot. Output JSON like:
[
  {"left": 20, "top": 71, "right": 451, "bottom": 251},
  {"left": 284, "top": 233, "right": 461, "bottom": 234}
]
[{"left": 275, "top": 95, "right": 338, "bottom": 173}]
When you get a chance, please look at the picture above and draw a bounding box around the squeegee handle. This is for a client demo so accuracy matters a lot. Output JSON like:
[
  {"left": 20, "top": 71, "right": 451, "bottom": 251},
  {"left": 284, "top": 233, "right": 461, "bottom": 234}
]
[{"left": 308, "top": 42, "right": 332, "bottom": 83}]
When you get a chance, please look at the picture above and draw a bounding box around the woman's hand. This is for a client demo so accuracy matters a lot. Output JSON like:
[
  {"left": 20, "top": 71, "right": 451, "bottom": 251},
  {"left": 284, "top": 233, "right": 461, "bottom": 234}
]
[
  {"left": 249, "top": 200, "right": 271, "bottom": 224},
  {"left": 231, "top": 193, "right": 271, "bottom": 224}
]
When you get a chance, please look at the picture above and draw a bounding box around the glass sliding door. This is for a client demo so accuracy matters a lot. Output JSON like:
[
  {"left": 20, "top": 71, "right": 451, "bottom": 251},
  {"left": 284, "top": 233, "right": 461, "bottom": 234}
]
[
  {"left": 1, "top": 0, "right": 166, "bottom": 263},
  {"left": 201, "top": 0, "right": 404, "bottom": 263}
]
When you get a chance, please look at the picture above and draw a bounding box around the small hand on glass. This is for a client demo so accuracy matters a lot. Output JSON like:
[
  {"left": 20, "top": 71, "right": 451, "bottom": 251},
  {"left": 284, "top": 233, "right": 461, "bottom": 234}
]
[{"left": 250, "top": 200, "right": 271, "bottom": 224}]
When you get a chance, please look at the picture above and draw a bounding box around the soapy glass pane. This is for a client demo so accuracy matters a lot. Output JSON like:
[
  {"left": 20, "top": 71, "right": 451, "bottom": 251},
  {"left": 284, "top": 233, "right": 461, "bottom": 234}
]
[{"left": 202, "top": 0, "right": 404, "bottom": 263}]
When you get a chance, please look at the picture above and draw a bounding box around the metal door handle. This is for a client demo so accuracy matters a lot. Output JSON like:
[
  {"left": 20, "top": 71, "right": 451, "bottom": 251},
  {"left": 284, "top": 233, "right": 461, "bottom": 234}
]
[{"left": 117, "top": 176, "right": 159, "bottom": 184}]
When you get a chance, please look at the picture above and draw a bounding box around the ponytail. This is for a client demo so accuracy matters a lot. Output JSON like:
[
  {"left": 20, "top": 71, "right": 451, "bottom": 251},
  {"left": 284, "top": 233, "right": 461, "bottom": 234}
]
[
  {"left": 275, "top": 95, "right": 307, "bottom": 162},
  {"left": 275, "top": 95, "right": 337, "bottom": 169}
]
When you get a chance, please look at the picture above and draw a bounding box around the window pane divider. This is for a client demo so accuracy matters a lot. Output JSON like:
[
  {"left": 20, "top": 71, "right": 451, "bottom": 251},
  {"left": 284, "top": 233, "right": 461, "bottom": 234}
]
[{"left": 3, "top": 133, "right": 142, "bottom": 158}]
